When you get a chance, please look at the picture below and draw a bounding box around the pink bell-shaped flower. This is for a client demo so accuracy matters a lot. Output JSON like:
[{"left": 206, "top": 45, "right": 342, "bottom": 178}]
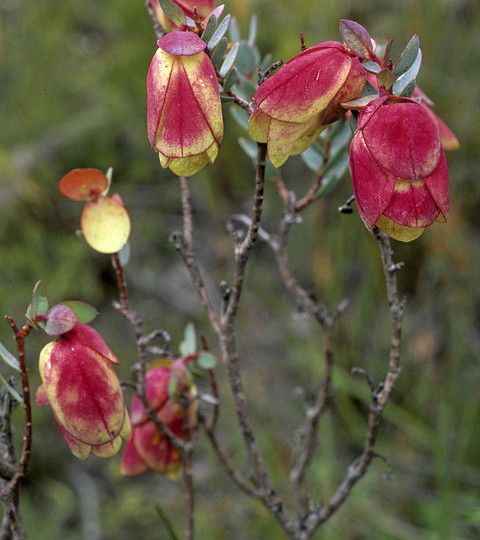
[
  {"left": 147, "top": 31, "right": 223, "bottom": 177},
  {"left": 248, "top": 41, "right": 366, "bottom": 167},
  {"left": 37, "top": 323, "right": 131, "bottom": 459},
  {"left": 350, "top": 94, "right": 449, "bottom": 242},
  {"left": 120, "top": 359, "right": 198, "bottom": 480}
]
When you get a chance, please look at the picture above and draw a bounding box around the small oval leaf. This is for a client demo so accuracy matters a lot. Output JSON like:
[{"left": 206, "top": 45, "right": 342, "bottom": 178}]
[
  {"left": 0, "top": 341, "right": 20, "bottom": 372},
  {"left": 393, "top": 35, "right": 420, "bottom": 77},
  {"left": 179, "top": 323, "right": 197, "bottom": 356},
  {"left": 220, "top": 42, "right": 239, "bottom": 77},
  {"left": 81, "top": 196, "right": 131, "bottom": 254},
  {"left": 208, "top": 14, "right": 231, "bottom": 50},
  {"left": 339, "top": 19, "right": 374, "bottom": 60},
  {"left": 196, "top": 351, "right": 217, "bottom": 370},
  {"left": 60, "top": 301, "right": 98, "bottom": 324},
  {"left": 44, "top": 304, "right": 78, "bottom": 336},
  {"left": 59, "top": 168, "right": 109, "bottom": 201},
  {"left": 157, "top": 0, "right": 185, "bottom": 27}
]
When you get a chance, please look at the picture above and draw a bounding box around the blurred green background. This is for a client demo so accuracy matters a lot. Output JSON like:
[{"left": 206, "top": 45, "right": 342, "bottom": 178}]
[{"left": 1, "top": 0, "right": 480, "bottom": 538}]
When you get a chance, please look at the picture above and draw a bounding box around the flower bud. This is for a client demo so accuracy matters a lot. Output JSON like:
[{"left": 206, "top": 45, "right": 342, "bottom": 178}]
[
  {"left": 249, "top": 41, "right": 366, "bottom": 167},
  {"left": 120, "top": 360, "right": 198, "bottom": 479},
  {"left": 37, "top": 323, "right": 130, "bottom": 459},
  {"left": 350, "top": 95, "right": 449, "bottom": 242},
  {"left": 147, "top": 31, "right": 223, "bottom": 177}
]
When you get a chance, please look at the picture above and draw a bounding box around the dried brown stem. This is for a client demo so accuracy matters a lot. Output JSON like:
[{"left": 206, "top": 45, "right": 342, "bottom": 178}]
[
  {"left": 300, "top": 227, "right": 404, "bottom": 536},
  {"left": 0, "top": 317, "right": 33, "bottom": 540}
]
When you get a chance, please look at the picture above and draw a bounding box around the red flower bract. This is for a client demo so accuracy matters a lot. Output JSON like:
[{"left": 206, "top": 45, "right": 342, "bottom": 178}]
[
  {"left": 120, "top": 360, "right": 198, "bottom": 479},
  {"left": 38, "top": 323, "right": 130, "bottom": 459},
  {"left": 147, "top": 31, "right": 223, "bottom": 177},
  {"left": 350, "top": 95, "right": 449, "bottom": 242},
  {"left": 248, "top": 41, "right": 366, "bottom": 167}
]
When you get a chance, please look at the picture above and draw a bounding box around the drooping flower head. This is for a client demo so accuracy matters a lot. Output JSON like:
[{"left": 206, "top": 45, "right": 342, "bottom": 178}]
[
  {"left": 147, "top": 31, "right": 223, "bottom": 177},
  {"left": 248, "top": 41, "right": 366, "bottom": 167},
  {"left": 37, "top": 323, "right": 131, "bottom": 459},
  {"left": 350, "top": 94, "right": 449, "bottom": 242},
  {"left": 120, "top": 359, "right": 198, "bottom": 479}
]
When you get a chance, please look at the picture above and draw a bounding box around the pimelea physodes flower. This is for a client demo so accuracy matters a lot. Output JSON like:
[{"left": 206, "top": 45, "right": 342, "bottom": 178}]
[
  {"left": 248, "top": 41, "right": 366, "bottom": 167},
  {"left": 37, "top": 323, "right": 130, "bottom": 459},
  {"left": 350, "top": 95, "right": 449, "bottom": 242},
  {"left": 121, "top": 359, "right": 197, "bottom": 479},
  {"left": 147, "top": 31, "right": 223, "bottom": 177}
]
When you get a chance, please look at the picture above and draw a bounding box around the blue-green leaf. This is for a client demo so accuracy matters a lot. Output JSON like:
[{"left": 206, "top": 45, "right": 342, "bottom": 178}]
[
  {"left": 393, "top": 35, "right": 420, "bottom": 77},
  {"left": 393, "top": 48, "right": 422, "bottom": 96},
  {"left": 179, "top": 322, "right": 197, "bottom": 356},
  {"left": 0, "top": 341, "right": 20, "bottom": 371},
  {"left": 247, "top": 15, "right": 257, "bottom": 46},
  {"left": 201, "top": 14, "right": 218, "bottom": 44},
  {"left": 0, "top": 373, "right": 24, "bottom": 405},
  {"left": 157, "top": 0, "right": 185, "bottom": 27},
  {"left": 220, "top": 42, "right": 239, "bottom": 77},
  {"left": 208, "top": 14, "right": 231, "bottom": 50},
  {"left": 210, "top": 37, "right": 228, "bottom": 67}
]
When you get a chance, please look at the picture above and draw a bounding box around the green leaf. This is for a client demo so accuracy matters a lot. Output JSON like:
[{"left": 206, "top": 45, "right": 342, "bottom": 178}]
[
  {"left": 201, "top": 14, "right": 218, "bottom": 44},
  {"left": 228, "top": 16, "right": 241, "bottom": 43},
  {"left": 230, "top": 106, "right": 249, "bottom": 131},
  {"left": 339, "top": 19, "right": 374, "bottom": 60},
  {"left": 210, "top": 37, "right": 228, "bottom": 67},
  {"left": 0, "top": 340, "right": 20, "bottom": 372},
  {"left": 236, "top": 42, "right": 260, "bottom": 77},
  {"left": 155, "top": 503, "right": 181, "bottom": 540},
  {"left": 208, "top": 14, "right": 231, "bottom": 50},
  {"left": 25, "top": 280, "right": 48, "bottom": 327},
  {"left": 315, "top": 151, "right": 349, "bottom": 198},
  {"left": 60, "top": 301, "right": 98, "bottom": 324},
  {"left": 392, "top": 48, "right": 422, "bottom": 96},
  {"left": 220, "top": 42, "right": 239, "bottom": 77},
  {"left": 301, "top": 145, "right": 324, "bottom": 173},
  {"left": 116, "top": 240, "right": 131, "bottom": 267},
  {"left": 223, "top": 66, "right": 239, "bottom": 93},
  {"left": 196, "top": 351, "right": 217, "bottom": 370},
  {"left": 397, "top": 79, "right": 416, "bottom": 98},
  {"left": 247, "top": 14, "right": 257, "bottom": 46},
  {"left": 0, "top": 373, "right": 24, "bottom": 405},
  {"left": 362, "top": 60, "right": 381, "bottom": 74},
  {"left": 393, "top": 35, "right": 420, "bottom": 77},
  {"left": 179, "top": 322, "right": 196, "bottom": 356},
  {"left": 157, "top": 0, "right": 185, "bottom": 27},
  {"left": 376, "top": 68, "right": 396, "bottom": 90}
]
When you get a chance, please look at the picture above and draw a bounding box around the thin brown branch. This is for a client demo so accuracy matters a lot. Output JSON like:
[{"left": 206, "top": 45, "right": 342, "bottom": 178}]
[
  {"left": 300, "top": 228, "right": 404, "bottom": 536},
  {"left": 0, "top": 317, "right": 33, "bottom": 540},
  {"left": 173, "top": 177, "right": 222, "bottom": 339}
]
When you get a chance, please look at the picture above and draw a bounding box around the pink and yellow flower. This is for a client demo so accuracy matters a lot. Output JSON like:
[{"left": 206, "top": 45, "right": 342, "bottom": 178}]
[
  {"left": 248, "top": 41, "right": 366, "bottom": 167},
  {"left": 148, "top": 0, "right": 216, "bottom": 32},
  {"left": 147, "top": 31, "right": 223, "bottom": 177},
  {"left": 120, "top": 359, "right": 198, "bottom": 479},
  {"left": 350, "top": 95, "right": 449, "bottom": 242},
  {"left": 37, "top": 323, "right": 130, "bottom": 459}
]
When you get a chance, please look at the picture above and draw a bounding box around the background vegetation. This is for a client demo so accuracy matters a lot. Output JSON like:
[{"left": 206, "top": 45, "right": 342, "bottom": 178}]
[{"left": 1, "top": 0, "right": 479, "bottom": 538}]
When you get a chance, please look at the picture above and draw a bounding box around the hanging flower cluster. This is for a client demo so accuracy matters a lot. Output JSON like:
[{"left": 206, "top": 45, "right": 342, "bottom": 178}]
[
  {"left": 147, "top": 31, "right": 223, "bottom": 177},
  {"left": 248, "top": 41, "right": 366, "bottom": 167},
  {"left": 350, "top": 94, "right": 449, "bottom": 242},
  {"left": 121, "top": 358, "right": 198, "bottom": 479},
  {"left": 37, "top": 320, "right": 130, "bottom": 460}
]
